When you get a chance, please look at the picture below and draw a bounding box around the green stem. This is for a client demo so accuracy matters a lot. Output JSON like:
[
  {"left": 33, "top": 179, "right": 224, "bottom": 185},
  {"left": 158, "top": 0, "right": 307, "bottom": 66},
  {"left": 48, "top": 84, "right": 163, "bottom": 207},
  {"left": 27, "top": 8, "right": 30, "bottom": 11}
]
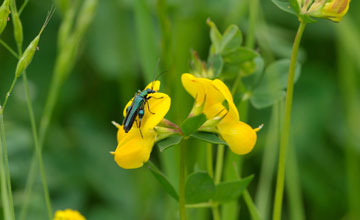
[
  {"left": 179, "top": 143, "right": 186, "bottom": 220},
  {"left": 272, "top": 21, "right": 306, "bottom": 220},
  {"left": 0, "top": 111, "right": 15, "bottom": 220},
  {"left": 207, "top": 143, "right": 214, "bottom": 178},
  {"left": 2, "top": 77, "right": 18, "bottom": 111},
  {"left": 18, "top": 0, "right": 29, "bottom": 15},
  {"left": 255, "top": 103, "right": 280, "bottom": 219},
  {"left": 0, "top": 39, "right": 19, "bottom": 59},
  {"left": 212, "top": 145, "right": 225, "bottom": 220},
  {"left": 214, "top": 145, "right": 225, "bottom": 184},
  {"left": 244, "top": 191, "right": 262, "bottom": 220},
  {"left": 22, "top": 72, "right": 53, "bottom": 220},
  {"left": 246, "top": 0, "right": 258, "bottom": 49}
]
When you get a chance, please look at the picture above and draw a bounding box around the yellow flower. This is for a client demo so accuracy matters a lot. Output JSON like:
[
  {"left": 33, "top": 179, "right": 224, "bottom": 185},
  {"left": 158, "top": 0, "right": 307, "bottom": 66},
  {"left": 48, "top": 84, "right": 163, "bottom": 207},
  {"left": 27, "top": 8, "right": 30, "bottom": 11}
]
[
  {"left": 112, "top": 81, "right": 171, "bottom": 169},
  {"left": 53, "top": 209, "right": 85, "bottom": 220},
  {"left": 321, "top": 0, "right": 350, "bottom": 22},
  {"left": 300, "top": 0, "right": 351, "bottom": 22},
  {"left": 181, "top": 73, "right": 259, "bottom": 155}
]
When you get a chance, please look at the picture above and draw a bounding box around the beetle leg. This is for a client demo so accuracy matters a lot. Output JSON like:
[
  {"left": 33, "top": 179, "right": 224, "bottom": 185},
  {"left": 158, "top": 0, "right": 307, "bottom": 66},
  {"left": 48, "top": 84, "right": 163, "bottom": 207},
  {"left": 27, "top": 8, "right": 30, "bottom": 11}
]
[{"left": 146, "top": 101, "right": 155, "bottom": 114}]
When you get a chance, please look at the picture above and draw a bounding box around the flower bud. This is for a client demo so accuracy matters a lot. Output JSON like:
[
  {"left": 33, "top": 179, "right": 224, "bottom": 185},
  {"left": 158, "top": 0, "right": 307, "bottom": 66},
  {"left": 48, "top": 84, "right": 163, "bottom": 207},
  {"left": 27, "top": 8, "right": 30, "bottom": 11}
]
[
  {"left": 300, "top": 0, "right": 351, "bottom": 22},
  {"left": 0, "top": 0, "right": 10, "bottom": 35},
  {"left": 12, "top": 12, "right": 23, "bottom": 50},
  {"left": 15, "top": 35, "right": 40, "bottom": 77}
]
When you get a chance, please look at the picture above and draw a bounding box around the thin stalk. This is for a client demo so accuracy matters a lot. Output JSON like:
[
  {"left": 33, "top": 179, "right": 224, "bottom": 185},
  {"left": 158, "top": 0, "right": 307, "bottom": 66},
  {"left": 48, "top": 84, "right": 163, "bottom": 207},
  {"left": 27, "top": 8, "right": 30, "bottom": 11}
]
[
  {"left": 18, "top": 0, "right": 29, "bottom": 15},
  {"left": 207, "top": 143, "right": 214, "bottom": 178},
  {"left": 212, "top": 145, "right": 225, "bottom": 220},
  {"left": 0, "top": 111, "right": 15, "bottom": 220},
  {"left": 255, "top": 103, "right": 280, "bottom": 220},
  {"left": 179, "top": 143, "right": 187, "bottom": 220},
  {"left": 2, "top": 77, "right": 18, "bottom": 110},
  {"left": 336, "top": 20, "right": 360, "bottom": 219},
  {"left": 272, "top": 21, "right": 307, "bottom": 220},
  {"left": 22, "top": 72, "right": 53, "bottom": 220},
  {"left": 214, "top": 145, "right": 225, "bottom": 184},
  {"left": 244, "top": 191, "right": 262, "bottom": 220},
  {"left": 0, "top": 39, "right": 19, "bottom": 59},
  {"left": 246, "top": 0, "right": 258, "bottom": 49}
]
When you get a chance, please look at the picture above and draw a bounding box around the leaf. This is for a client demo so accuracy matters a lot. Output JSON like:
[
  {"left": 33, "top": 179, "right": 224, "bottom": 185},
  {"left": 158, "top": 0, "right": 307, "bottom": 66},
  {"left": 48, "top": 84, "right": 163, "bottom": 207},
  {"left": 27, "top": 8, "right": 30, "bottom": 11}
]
[
  {"left": 222, "top": 47, "right": 258, "bottom": 64},
  {"left": 208, "top": 54, "right": 223, "bottom": 76},
  {"left": 181, "top": 114, "right": 207, "bottom": 136},
  {"left": 220, "top": 25, "right": 243, "bottom": 54},
  {"left": 185, "top": 171, "right": 215, "bottom": 204},
  {"left": 271, "top": 0, "right": 297, "bottom": 15},
  {"left": 191, "top": 132, "right": 227, "bottom": 145},
  {"left": 289, "top": 0, "right": 300, "bottom": 14},
  {"left": 212, "top": 175, "right": 254, "bottom": 203},
  {"left": 242, "top": 56, "right": 265, "bottom": 90},
  {"left": 250, "top": 90, "right": 286, "bottom": 109},
  {"left": 157, "top": 135, "right": 183, "bottom": 152},
  {"left": 262, "top": 59, "right": 301, "bottom": 90},
  {"left": 207, "top": 18, "right": 222, "bottom": 53},
  {"left": 147, "top": 161, "right": 179, "bottom": 201},
  {"left": 250, "top": 59, "right": 302, "bottom": 109}
]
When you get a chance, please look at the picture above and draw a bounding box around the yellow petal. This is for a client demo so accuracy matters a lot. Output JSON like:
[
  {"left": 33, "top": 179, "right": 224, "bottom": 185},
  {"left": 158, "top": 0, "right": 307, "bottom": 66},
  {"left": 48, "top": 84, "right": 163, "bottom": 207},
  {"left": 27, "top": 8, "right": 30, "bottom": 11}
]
[
  {"left": 54, "top": 209, "right": 86, "bottom": 220},
  {"left": 181, "top": 73, "right": 225, "bottom": 119},
  {"left": 322, "top": 0, "right": 351, "bottom": 22},
  {"left": 217, "top": 121, "right": 257, "bottom": 155},
  {"left": 141, "top": 92, "right": 171, "bottom": 130},
  {"left": 212, "top": 79, "right": 239, "bottom": 122},
  {"left": 114, "top": 127, "right": 156, "bottom": 169},
  {"left": 145, "top": 80, "right": 161, "bottom": 91}
]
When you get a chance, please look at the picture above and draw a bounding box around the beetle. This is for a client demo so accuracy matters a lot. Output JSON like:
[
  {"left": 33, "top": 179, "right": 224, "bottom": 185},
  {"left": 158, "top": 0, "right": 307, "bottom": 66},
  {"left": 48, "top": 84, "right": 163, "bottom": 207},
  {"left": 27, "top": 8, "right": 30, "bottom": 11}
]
[{"left": 122, "top": 85, "right": 162, "bottom": 138}]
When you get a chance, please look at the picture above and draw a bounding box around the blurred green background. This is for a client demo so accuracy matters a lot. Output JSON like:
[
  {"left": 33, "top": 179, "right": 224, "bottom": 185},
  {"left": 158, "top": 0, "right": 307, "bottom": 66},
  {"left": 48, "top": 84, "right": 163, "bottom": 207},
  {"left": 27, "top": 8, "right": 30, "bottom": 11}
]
[{"left": 0, "top": 0, "right": 359, "bottom": 219}]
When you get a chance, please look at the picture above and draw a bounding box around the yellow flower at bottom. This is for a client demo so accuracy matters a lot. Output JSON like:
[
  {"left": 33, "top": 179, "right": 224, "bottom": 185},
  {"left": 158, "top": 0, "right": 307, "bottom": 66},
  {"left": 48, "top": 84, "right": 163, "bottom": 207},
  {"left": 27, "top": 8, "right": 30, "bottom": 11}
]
[
  {"left": 53, "top": 209, "right": 85, "bottom": 220},
  {"left": 112, "top": 81, "right": 171, "bottom": 169},
  {"left": 181, "top": 73, "right": 259, "bottom": 155}
]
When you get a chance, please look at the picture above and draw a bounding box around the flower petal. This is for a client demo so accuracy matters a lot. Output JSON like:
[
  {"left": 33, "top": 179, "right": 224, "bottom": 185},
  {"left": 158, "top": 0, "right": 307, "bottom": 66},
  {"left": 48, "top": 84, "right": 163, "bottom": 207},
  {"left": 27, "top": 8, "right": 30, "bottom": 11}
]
[
  {"left": 114, "top": 127, "right": 156, "bottom": 169},
  {"left": 54, "top": 209, "right": 86, "bottom": 220},
  {"left": 217, "top": 121, "right": 257, "bottom": 155},
  {"left": 141, "top": 92, "right": 171, "bottom": 130},
  {"left": 181, "top": 73, "right": 225, "bottom": 119},
  {"left": 212, "top": 79, "right": 239, "bottom": 122},
  {"left": 145, "top": 80, "right": 161, "bottom": 91}
]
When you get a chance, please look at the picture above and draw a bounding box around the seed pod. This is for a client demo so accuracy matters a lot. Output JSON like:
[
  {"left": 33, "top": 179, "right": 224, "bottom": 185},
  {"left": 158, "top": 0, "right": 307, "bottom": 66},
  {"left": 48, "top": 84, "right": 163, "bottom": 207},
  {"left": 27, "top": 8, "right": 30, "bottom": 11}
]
[
  {"left": 0, "top": 0, "right": 10, "bottom": 35},
  {"left": 12, "top": 11, "right": 23, "bottom": 50},
  {"left": 15, "top": 6, "right": 55, "bottom": 77},
  {"left": 15, "top": 34, "right": 40, "bottom": 77}
]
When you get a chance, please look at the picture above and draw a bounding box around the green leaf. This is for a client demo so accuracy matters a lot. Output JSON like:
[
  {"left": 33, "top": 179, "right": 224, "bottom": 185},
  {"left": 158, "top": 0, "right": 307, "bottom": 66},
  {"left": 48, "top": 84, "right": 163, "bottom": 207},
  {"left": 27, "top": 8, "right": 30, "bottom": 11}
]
[
  {"left": 185, "top": 171, "right": 215, "bottom": 204},
  {"left": 147, "top": 161, "right": 179, "bottom": 201},
  {"left": 220, "top": 25, "right": 243, "bottom": 54},
  {"left": 262, "top": 59, "right": 301, "bottom": 90},
  {"left": 249, "top": 59, "right": 301, "bottom": 109},
  {"left": 157, "top": 135, "right": 183, "bottom": 152},
  {"left": 289, "top": 0, "right": 300, "bottom": 14},
  {"left": 212, "top": 175, "right": 254, "bottom": 203},
  {"left": 191, "top": 132, "right": 227, "bottom": 145},
  {"left": 207, "top": 18, "right": 222, "bottom": 53},
  {"left": 222, "top": 47, "right": 258, "bottom": 64},
  {"left": 181, "top": 114, "right": 207, "bottom": 136},
  {"left": 250, "top": 90, "right": 286, "bottom": 109},
  {"left": 243, "top": 56, "right": 265, "bottom": 90},
  {"left": 208, "top": 54, "right": 223, "bottom": 76},
  {"left": 271, "top": 0, "right": 297, "bottom": 15}
]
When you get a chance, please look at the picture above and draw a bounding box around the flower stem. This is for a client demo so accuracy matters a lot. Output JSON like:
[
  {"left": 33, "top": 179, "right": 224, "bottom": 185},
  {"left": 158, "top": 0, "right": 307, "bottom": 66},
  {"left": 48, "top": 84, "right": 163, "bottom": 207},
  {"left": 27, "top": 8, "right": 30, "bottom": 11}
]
[
  {"left": 207, "top": 143, "right": 214, "bottom": 178},
  {"left": 179, "top": 143, "right": 187, "bottom": 220},
  {"left": 272, "top": 21, "right": 306, "bottom": 220},
  {"left": 0, "top": 39, "right": 19, "bottom": 59},
  {"left": 0, "top": 110, "right": 15, "bottom": 220},
  {"left": 22, "top": 72, "right": 53, "bottom": 220}
]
